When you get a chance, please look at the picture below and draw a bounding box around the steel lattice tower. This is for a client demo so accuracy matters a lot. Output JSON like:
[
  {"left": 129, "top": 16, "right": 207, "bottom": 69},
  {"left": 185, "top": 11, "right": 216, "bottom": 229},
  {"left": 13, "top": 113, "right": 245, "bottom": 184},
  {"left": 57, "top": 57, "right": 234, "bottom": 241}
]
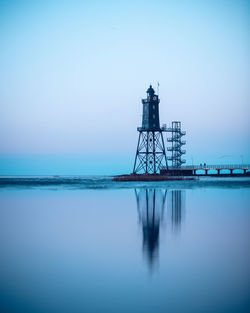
[{"left": 133, "top": 85, "right": 168, "bottom": 174}]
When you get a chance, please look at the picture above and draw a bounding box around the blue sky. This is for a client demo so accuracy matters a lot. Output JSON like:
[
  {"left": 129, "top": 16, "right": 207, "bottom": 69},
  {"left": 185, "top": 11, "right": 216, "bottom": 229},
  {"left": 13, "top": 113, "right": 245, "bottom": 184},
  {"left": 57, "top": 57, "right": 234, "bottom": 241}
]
[{"left": 0, "top": 0, "right": 249, "bottom": 174}]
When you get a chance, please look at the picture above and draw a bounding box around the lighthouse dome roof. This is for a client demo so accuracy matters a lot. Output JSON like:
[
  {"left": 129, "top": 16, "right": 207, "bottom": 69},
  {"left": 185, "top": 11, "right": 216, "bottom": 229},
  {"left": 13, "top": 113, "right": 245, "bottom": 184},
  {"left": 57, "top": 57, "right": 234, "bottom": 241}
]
[{"left": 147, "top": 85, "right": 155, "bottom": 95}]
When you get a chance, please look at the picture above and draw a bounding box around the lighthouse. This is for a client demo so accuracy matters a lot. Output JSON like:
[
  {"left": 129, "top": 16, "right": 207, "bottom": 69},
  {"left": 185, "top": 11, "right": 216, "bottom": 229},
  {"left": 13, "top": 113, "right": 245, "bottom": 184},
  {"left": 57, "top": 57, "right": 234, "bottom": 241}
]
[{"left": 133, "top": 85, "right": 168, "bottom": 174}]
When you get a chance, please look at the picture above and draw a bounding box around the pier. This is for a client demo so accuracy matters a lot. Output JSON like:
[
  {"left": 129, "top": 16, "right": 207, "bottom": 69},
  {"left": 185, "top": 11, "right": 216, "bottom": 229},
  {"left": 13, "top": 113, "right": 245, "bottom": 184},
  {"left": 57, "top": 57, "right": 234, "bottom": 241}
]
[{"left": 160, "top": 164, "right": 250, "bottom": 176}]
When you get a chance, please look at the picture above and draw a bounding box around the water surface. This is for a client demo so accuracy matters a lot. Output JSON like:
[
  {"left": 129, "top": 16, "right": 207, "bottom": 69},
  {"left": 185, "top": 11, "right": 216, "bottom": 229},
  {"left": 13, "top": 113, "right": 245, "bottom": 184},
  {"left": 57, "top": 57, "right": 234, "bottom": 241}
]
[{"left": 0, "top": 177, "right": 249, "bottom": 313}]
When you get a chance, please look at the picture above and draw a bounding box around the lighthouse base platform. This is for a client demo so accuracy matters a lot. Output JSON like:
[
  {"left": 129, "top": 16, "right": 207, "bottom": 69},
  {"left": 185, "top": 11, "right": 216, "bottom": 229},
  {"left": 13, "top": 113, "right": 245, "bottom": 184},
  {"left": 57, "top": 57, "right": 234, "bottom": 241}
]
[{"left": 112, "top": 174, "right": 197, "bottom": 182}]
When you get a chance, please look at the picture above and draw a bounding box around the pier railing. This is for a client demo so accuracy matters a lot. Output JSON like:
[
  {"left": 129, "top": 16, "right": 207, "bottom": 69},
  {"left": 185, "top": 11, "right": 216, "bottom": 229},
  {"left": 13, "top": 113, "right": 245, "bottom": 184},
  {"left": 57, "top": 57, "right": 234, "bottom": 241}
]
[{"left": 162, "top": 164, "right": 250, "bottom": 170}]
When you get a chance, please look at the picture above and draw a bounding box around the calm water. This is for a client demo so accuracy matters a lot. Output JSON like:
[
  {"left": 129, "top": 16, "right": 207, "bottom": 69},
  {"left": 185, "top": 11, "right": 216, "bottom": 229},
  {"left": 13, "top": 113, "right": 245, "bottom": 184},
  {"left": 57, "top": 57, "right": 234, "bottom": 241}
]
[{"left": 0, "top": 177, "right": 249, "bottom": 313}]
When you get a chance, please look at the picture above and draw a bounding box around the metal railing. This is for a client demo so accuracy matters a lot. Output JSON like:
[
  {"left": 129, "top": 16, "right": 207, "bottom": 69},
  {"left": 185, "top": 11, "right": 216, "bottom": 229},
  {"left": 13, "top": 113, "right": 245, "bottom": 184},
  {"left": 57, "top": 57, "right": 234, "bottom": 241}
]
[
  {"left": 167, "top": 147, "right": 186, "bottom": 154},
  {"left": 161, "top": 164, "right": 250, "bottom": 170}
]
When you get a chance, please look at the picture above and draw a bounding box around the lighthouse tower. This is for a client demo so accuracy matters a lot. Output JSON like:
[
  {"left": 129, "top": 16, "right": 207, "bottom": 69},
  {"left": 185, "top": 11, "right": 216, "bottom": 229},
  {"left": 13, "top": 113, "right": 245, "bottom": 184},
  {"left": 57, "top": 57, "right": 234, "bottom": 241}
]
[{"left": 133, "top": 85, "right": 168, "bottom": 174}]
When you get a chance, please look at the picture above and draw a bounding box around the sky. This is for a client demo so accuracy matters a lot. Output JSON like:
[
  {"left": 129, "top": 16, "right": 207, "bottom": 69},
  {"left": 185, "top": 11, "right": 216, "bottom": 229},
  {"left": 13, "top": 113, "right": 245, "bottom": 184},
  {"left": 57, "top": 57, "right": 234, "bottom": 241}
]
[{"left": 0, "top": 0, "right": 249, "bottom": 175}]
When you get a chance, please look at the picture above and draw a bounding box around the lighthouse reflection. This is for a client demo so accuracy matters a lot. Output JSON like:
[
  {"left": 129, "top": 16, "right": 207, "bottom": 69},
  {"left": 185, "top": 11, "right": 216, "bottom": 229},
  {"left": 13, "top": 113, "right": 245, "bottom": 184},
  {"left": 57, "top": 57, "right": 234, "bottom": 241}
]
[{"left": 135, "top": 189, "right": 185, "bottom": 269}]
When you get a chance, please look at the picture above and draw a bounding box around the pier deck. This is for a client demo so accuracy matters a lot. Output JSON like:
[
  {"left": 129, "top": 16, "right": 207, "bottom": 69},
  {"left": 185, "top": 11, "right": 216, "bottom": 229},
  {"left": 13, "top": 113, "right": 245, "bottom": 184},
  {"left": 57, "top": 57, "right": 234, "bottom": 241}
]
[{"left": 160, "top": 164, "right": 250, "bottom": 176}]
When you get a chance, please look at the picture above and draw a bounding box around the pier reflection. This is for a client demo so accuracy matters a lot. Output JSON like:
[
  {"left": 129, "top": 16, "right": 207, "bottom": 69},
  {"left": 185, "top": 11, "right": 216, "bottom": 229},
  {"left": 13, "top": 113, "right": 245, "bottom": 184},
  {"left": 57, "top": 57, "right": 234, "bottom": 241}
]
[{"left": 135, "top": 189, "right": 185, "bottom": 269}]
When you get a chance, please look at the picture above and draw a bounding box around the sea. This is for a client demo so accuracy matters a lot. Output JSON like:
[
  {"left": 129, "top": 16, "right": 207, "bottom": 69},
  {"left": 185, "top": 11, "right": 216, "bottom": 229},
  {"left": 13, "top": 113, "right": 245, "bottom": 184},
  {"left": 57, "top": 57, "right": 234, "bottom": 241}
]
[{"left": 0, "top": 176, "right": 249, "bottom": 313}]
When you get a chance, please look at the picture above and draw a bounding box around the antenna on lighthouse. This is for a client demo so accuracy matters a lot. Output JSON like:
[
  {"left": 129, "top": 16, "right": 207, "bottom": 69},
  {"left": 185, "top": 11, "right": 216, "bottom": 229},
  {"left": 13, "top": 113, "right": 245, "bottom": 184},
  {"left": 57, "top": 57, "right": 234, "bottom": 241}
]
[{"left": 157, "top": 82, "right": 160, "bottom": 96}]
